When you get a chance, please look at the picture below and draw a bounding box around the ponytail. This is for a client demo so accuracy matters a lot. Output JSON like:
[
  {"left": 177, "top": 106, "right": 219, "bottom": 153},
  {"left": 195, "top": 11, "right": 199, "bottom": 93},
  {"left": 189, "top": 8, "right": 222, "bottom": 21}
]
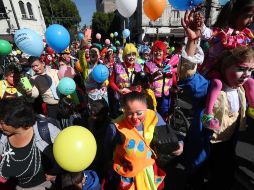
[{"left": 213, "top": 1, "right": 234, "bottom": 28}]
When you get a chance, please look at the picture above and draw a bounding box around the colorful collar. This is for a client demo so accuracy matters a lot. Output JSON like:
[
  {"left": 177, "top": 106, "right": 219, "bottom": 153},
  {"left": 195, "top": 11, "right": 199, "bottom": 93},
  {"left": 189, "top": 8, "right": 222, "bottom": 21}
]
[{"left": 212, "top": 27, "right": 254, "bottom": 49}]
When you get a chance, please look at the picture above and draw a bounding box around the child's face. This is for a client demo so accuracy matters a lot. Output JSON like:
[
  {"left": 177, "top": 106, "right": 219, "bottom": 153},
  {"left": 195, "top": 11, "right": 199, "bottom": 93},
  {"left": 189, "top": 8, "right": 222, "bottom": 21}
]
[
  {"left": 224, "top": 62, "right": 254, "bottom": 87},
  {"left": 5, "top": 73, "right": 15, "bottom": 86},
  {"left": 235, "top": 6, "right": 254, "bottom": 30},
  {"left": 124, "top": 100, "right": 147, "bottom": 127},
  {"left": 90, "top": 50, "right": 99, "bottom": 63}
]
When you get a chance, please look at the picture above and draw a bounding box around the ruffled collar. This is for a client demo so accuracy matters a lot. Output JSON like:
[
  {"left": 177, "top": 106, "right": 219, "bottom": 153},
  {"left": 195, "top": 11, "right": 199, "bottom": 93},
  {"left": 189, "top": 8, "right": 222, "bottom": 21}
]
[{"left": 212, "top": 27, "right": 254, "bottom": 49}]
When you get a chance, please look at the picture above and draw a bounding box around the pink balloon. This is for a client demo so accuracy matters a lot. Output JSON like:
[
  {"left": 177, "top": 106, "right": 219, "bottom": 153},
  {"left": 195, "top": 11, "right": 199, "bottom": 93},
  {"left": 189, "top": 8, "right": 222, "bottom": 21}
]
[
  {"left": 96, "top": 33, "right": 101, "bottom": 40},
  {"left": 105, "top": 39, "right": 110, "bottom": 45},
  {"left": 58, "top": 65, "right": 76, "bottom": 79}
]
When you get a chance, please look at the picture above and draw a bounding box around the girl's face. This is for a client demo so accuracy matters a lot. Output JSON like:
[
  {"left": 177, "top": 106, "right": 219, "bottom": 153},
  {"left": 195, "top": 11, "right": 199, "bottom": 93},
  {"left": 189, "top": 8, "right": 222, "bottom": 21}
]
[
  {"left": 224, "top": 62, "right": 254, "bottom": 88},
  {"left": 235, "top": 6, "right": 254, "bottom": 30},
  {"left": 125, "top": 52, "right": 136, "bottom": 64},
  {"left": 124, "top": 100, "right": 147, "bottom": 127}
]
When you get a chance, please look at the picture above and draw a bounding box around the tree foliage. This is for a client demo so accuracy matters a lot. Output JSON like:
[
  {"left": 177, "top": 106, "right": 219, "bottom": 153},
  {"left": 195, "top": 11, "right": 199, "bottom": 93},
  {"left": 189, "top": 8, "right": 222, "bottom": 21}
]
[
  {"left": 39, "top": 0, "right": 81, "bottom": 38},
  {"left": 91, "top": 11, "right": 122, "bottom": 41}
]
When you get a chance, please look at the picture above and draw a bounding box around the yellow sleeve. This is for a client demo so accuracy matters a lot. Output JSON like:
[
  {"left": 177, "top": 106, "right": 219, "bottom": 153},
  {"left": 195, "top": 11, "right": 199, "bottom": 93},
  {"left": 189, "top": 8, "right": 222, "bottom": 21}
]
[
  {"left": 146, "top": 89, "right": 157, "bottom": 111},
  {"left": 78, "top": 50, "right": 89, "bottom": 80},
  {"left": 0, "top": 80, "right": 3, "bottom": 99}
]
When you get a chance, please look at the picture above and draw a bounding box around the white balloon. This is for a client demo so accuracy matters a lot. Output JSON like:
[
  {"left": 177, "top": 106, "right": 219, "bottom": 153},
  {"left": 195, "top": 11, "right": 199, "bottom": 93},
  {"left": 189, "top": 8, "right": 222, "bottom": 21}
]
[{"left": 116, "top": 0, "right": 138, "bottom": 18}]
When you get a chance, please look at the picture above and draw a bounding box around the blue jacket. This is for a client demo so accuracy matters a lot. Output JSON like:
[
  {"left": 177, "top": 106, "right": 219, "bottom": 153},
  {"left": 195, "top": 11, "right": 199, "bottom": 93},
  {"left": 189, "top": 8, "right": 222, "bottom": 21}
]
[{"left": 178, "top": 73, "right": 213, "bottom": 173}]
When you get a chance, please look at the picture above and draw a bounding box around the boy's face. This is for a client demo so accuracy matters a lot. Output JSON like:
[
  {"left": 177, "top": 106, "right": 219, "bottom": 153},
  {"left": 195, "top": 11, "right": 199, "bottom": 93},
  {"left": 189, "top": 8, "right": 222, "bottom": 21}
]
[
  {"left": 31, "top": 60, "right": 45, "bottom": 75},
  {"left": 224, "top": 62, "right": 254, "bottom": 87},
  {"left": 5, "top": 72, "right": 20, "bottom": 86}
]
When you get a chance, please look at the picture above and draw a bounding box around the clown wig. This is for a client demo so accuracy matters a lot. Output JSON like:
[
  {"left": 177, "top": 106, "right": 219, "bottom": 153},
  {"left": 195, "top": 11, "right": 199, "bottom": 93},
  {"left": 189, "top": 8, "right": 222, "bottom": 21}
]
[
  {"left": 151, "top": 41, "right": 167, "bottom": 61},
  {"left": 122, "top": 43, "right": 139, "bottom": 59}
]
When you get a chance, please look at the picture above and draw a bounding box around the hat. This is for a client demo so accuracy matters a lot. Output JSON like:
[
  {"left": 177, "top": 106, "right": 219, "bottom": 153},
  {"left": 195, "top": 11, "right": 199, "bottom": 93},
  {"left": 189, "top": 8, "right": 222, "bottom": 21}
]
[{"left": 62, "top": 48, "right": 70, "bottom": 54}]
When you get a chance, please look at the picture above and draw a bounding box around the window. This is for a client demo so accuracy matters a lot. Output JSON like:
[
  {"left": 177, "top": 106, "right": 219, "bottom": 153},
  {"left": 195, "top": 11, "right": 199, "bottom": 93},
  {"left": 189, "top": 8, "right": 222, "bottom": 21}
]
[
  {"left": 170, "top": 10, "right": 181, "bottom": 26},
  {"left": 19, "top": 1, "right": 27, "bottom": 19},
  {"left": 0, "top": 0, "right": 7, "bottom": 19},
  {"left": 172, "top": 10, "right": 180, "bottom": 19},
  {"left": 27, "top": 2, "right": 34, "bottom": 19}
]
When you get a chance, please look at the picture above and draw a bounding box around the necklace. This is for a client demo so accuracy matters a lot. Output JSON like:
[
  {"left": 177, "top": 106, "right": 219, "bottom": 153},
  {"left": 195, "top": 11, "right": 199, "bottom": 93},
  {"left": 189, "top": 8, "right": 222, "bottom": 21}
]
[{"left": 0, "top": 137, "right": 42, "bottom": 184}]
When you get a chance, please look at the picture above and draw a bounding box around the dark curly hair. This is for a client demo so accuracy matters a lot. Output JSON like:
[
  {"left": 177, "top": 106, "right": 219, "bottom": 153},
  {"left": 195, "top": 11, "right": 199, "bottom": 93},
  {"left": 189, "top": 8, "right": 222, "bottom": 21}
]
[{"left": 0, "top": 97, "right": 36, "bottom": 128}]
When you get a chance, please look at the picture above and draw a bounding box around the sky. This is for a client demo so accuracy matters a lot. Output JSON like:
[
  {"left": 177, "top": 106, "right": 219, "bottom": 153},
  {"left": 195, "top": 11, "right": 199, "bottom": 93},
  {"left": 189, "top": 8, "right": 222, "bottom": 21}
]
[{"left": 74, "top": 0, "right": 96, "bottom": 26}]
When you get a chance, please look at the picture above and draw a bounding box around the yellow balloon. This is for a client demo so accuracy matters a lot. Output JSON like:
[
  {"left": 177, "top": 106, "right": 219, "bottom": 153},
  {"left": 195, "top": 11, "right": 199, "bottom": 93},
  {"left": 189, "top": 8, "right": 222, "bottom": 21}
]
[
  {"left": 53, "top": 126, "right": 97, "bottom": 172},
  {"left": 110, "top": 33, "right": 114, "bottom": 38}
]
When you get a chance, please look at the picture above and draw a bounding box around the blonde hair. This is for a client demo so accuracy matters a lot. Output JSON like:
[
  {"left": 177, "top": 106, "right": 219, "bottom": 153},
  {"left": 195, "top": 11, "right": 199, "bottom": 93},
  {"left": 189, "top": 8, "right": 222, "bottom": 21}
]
[
  {"left": 122, "top": 43, "right": 139, "bottom": 59},
  {"left": 219, "top": 46, "right": 254, "bottom": 74}
]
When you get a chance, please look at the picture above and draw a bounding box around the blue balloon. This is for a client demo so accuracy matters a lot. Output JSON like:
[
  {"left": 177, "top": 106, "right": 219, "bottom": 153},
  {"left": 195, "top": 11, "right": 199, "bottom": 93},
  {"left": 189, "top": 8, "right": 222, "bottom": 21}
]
[
  {"left": 190, "top": 0, "right": 204, "bottom": 7},
  {"left": 92, "top": 64, "right": 109, "bottom": 83},
  {"left": 122, "top": 29, "right": 130, "bottom": 38},
  {"left": 45, "top": 24, "right": 70, "bottom": 53},
  {"left": 14, "top": 28, "right": 44, "bottom": 57},
  {"left": 78, "top": 32, "right": 84, "bottom": 40},
  {"left": 58, "top": 77, "right": 76, "bottom": 95},
  {"left": 168, "top": 0, "right": 191, "bottom": 11},
  {"left": 114, "top": 32, "right": 118, "bottom": 37},
  {"left": 219, "top": 0, "right": 229, "bottom": 6},
  {"left": 192, "top": 0, "right": 204, "bottom": 6}
]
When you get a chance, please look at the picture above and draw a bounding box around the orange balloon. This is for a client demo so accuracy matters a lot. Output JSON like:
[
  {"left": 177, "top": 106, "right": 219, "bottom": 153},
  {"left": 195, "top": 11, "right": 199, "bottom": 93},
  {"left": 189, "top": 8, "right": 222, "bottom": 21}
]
[
  {"left": 144, "top": 0, "right": 167, "bottom": 21},
  {"left": 75, "top": 61, "right": 82, "bottom": 72}
]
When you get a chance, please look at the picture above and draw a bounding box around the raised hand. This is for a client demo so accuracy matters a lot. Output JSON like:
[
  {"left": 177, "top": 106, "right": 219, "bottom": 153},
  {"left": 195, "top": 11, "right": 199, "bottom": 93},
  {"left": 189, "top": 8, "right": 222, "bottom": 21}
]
[{"left": 181, "top": 8, "right": 205, "bottom": 40}]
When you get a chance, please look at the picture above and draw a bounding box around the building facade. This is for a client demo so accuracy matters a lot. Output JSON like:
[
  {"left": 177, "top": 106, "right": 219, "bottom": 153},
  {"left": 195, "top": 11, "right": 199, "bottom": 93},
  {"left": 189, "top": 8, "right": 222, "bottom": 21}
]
[
  {"left": 128, "top": 0, "right": 186, "bottom": 43},
  {"left": 0, "top": 0, "right": 46, "bottom": 41},
  {"left": 95, "top": 0, "right": 221, "bottom": 43},
  {"left": 96, "top": 0, "right": 116, "bottom": 13}
]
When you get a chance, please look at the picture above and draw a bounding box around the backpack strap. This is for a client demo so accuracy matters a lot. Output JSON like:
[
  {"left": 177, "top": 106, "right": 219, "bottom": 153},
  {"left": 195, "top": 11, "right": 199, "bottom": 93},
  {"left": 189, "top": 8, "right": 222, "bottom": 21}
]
[
  {"left": 0, "top": 132, "right": 8, "bottom": 157},
  {"left": 37, "top": 118, "right": 52, "bottom": 145}
]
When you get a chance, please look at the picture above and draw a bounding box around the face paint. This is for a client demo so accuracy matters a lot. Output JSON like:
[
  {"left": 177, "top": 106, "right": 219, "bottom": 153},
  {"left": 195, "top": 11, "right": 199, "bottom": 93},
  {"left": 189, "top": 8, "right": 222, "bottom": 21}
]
[
  {"left": 153, "top": 49, "right": 163, "bottom": 61},
  {"left": 125, "top": 52, "right": 136, "bottom": 64},
  {"left": 124, "top": 100, "right": 147, "bottom": 127}
]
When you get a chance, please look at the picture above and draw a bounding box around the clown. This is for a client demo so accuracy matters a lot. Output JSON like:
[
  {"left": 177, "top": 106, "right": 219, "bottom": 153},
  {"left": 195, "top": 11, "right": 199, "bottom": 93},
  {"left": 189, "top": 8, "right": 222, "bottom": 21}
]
[
  {"left": 108, "top": 44, "right": 142, "bottom": 117},
  {"left": 109, "top": 43, "right": 142, "bottom": 98},
  {"left": 144, "top": 41, "right": 179, "bottom": 118}
]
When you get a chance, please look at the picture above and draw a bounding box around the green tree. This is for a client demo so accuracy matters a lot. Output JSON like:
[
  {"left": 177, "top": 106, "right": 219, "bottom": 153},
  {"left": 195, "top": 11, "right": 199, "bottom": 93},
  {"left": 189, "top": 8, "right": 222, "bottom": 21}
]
[
  {"left": 39, "top": 0, "right": 81, "bottom": 39},
  {"left": 91, "top": 11, "right": 122, "bottom": 42}
]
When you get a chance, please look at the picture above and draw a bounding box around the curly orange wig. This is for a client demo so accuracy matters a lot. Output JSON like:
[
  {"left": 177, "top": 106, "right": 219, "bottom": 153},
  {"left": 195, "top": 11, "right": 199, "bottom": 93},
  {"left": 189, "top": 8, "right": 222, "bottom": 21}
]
[{"left": 151, "top": 41, "right": 167, "bottom": 60}]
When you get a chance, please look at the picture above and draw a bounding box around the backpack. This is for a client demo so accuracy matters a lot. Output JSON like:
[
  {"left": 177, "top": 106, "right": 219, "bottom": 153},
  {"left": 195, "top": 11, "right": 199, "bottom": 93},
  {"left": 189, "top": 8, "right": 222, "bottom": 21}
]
[{"left": 35, "top": 114, "right": 61, "bottom": 144}]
